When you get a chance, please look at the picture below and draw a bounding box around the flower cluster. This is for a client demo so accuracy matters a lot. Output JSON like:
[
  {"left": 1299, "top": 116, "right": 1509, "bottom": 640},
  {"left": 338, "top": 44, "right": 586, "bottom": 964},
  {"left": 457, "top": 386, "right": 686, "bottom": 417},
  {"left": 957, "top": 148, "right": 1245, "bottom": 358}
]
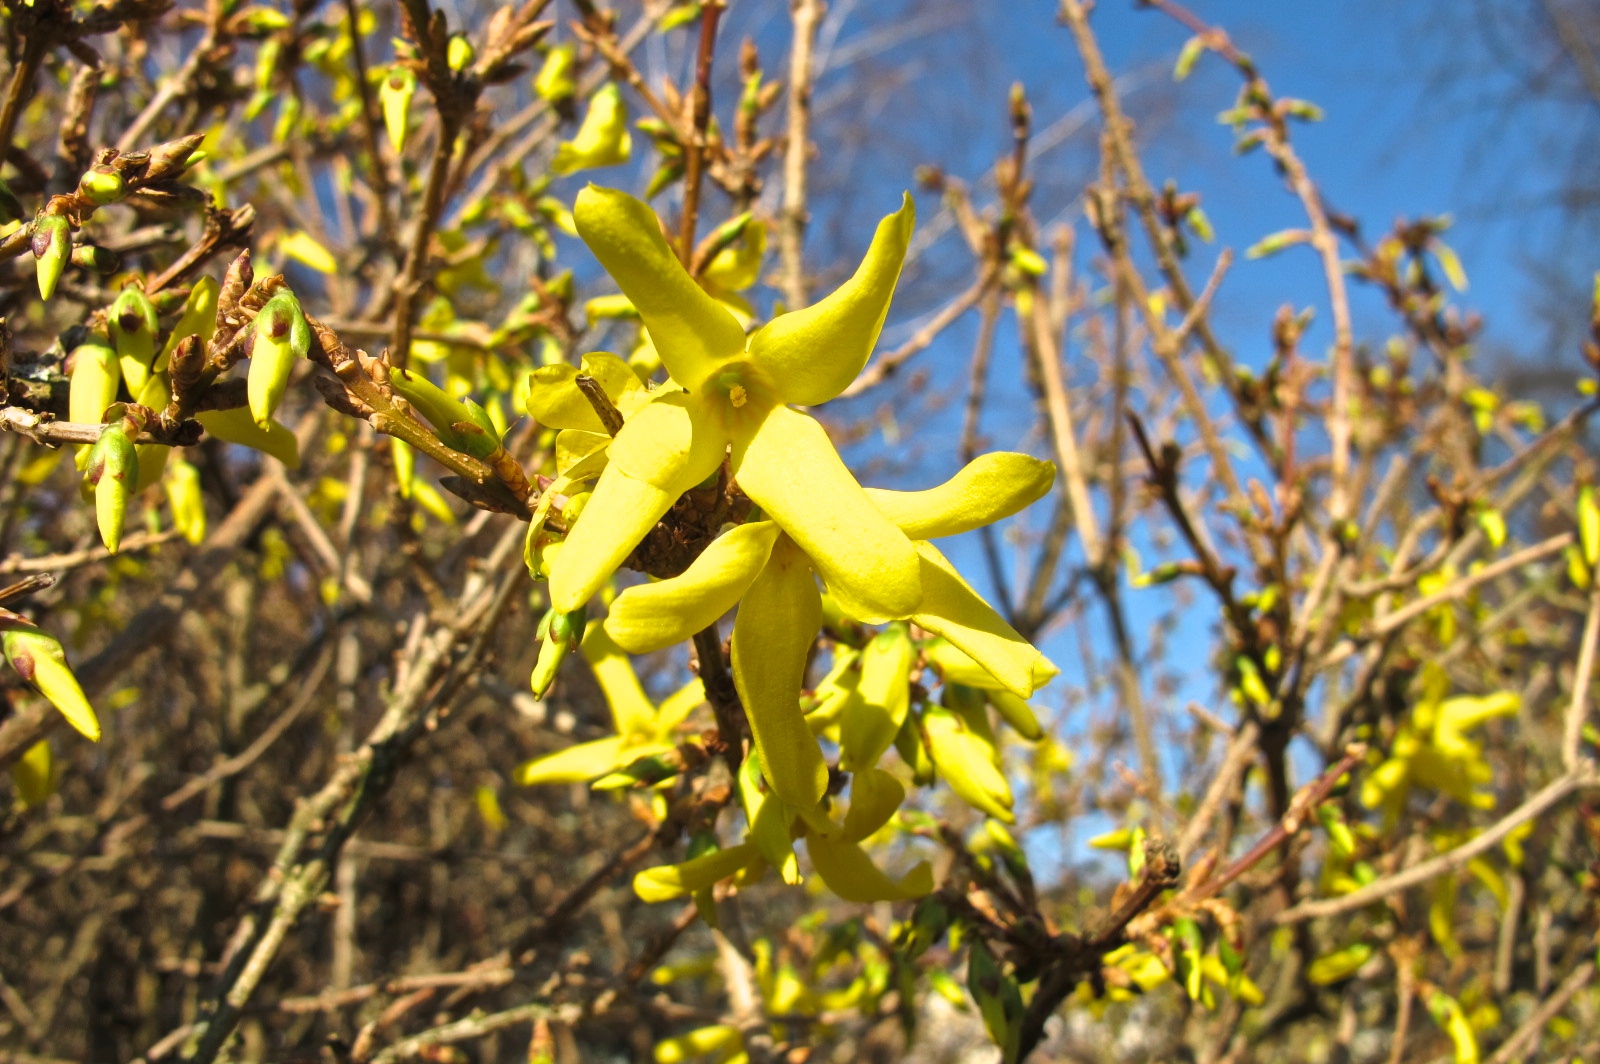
[{"left": 522, "top": 186, "right": 1058, "bottom": 903}]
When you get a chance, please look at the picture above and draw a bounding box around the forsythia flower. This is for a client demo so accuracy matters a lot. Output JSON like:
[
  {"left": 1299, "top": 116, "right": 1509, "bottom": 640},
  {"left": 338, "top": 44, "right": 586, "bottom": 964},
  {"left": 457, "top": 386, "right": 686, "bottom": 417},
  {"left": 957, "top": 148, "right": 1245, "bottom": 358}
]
[
  {"left": 514, "top": 622, "right": 704, "bottom": 786},
  {"left": 550, "top": 185, "right": 1057, "bottom": 809}
]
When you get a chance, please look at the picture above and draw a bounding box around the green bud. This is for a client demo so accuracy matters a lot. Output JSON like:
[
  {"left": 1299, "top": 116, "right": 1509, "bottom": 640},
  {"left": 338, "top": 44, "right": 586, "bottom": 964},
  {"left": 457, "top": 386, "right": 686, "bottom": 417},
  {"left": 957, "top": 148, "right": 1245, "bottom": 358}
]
[
  {"left": 248, "top": 289, "right": 310, "bottom": 429},
  {"left": 0, "top": 611, "right": 101, "bottom": 741},
  {"left": 528, "top": 633, "right": 565, "bottom": 699},
  {"left": 32, "top": 213, "right": 72, "bottom": 300},
  {"left": 70, "top": 244, "right": 120, "bottom": 273},
  {"left": 967, "top": 938, "right": 1023, "bottom": 1060},
  {"left": 84, "top": 421, "right": 138, "bottom": 553},
  {"left": 391, "top": 436, "right": 416, "bottom": 499},
  {"left": 78, "top": 165, "right": 127, "bottom": 206},
  {"left": 109, "top": 286, "right": 160, "bottom": 396},
  {"left": 898, "top": 896, "right": 951, "bottom": 962},
  {"left": 388, "top": 366, "right": 501, "bottom": 458}
]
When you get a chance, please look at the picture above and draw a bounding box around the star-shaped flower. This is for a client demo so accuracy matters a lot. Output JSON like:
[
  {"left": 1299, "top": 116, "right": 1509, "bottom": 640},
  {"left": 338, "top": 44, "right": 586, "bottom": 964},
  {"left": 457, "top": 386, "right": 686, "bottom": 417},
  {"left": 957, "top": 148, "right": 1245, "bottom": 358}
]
[{"left": 547, "top": 185, "right": 921, "bottom": 629}]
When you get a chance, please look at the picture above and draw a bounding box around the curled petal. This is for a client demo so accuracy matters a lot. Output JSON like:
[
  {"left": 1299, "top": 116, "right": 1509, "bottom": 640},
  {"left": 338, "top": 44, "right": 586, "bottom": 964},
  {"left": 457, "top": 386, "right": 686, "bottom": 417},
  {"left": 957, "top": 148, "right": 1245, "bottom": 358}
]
[
  {"left": 605, "top": 521, "right": 779, "bottom": 653},
  {"left": 575, "top": 185, "right": 745, "bottom": 392},
  {"left": 525, "top": 352, "right": 645, "bottom": 432},
  {"left": 841, "top": 767, "right": 905, "bottom": 843},
  {"left": 865, "top": 453, "right": 1056, "bottom": 539},
  {"left": 806, "top": 833, "right": 932, "bottom": 903},
  {"left": 731, "top": 536, "right": 829, "bottom": 809},
  {"left": 634, "top": 841, "right": 762, "bottom": 903},
  {"left": 734, "top": 406, "right": 919, "bottom": 624},
  {"left": 839, "top": 623, "right": 912, "bottom": 772},
  {"left": 748, "top": 194, "right": 915, "bottom": 406},
  {"left": 911, "top": 542, "right": 1057, "bottom": 697}
]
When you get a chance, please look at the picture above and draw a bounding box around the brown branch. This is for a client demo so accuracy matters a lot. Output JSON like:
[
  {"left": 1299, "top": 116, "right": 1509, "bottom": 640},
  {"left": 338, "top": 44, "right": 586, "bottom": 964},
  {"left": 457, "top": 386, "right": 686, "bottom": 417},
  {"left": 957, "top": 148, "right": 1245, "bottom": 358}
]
[{"left": 780, "top": 0, "right": 825, "bottom": 309}]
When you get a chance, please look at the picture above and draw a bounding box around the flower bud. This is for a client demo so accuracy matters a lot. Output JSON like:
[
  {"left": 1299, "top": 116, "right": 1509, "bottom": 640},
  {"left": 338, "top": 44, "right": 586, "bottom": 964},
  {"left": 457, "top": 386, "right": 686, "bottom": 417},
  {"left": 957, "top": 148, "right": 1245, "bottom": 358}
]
[
  {"left": 0, "top": 612, "right": 100, "bottom": 741},
  {"left": 388, "top": 366, "right": 502, "bottom": 458},
  {"left": 70, "top": 244, "right": 119, "bottom": 273},
  {"left": 109, "top": 286, "right": 160, "bottom": 396},
  {"left": 530, "top": 604, "right": 586, "bottom": 698},
  {"left": 446, "top": 34, "right": 474, "bottom": 73},
  {"left": 247, "top": 288, "right": 310, "bottom": 429},
  {"left": 379, "top": 66, "right": 416, "bottom": 152},
  {"left": 145, "top": 133, "right": 205, "bottom": 180},
  {"left": 78, "top": 165, "right": 127, "bottom": 206},
  {"left": 534, "top": 44, "right": 576, "bottom": 103},
  {"left": 32, "top": 213, "right": 72, "bottom": 300},
  {"left": 84, "top": 421, "right": 138, "bottom": 554},
  {"left": 68, "top": 333, "right": 121, "bottom": 433}
]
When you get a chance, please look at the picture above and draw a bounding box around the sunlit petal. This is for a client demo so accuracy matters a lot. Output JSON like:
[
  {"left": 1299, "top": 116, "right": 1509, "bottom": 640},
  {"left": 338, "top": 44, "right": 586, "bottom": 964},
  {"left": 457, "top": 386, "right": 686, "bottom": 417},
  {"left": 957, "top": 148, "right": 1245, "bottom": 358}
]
[
  {"left": 912, "top": 542, "right": 1057, "bottom": 698},
  {"left": 806, "top": 833, "right": 932, "bottom": 903},
  {"left": 747, "top": 194, "right": 915, "bottom": 406},
  {"left": 575, "top": 185, "right": 746, "bottom": 391},
  {"left": 548, "top": 394, "right": 727, "bottom": 612},
  {"left": 733, "top": 405, "right": 919, "bottom": 624},
  {"left": 524, "top": 352, "right": 645, "bottom": 432},
  {"left": 514, "top": 735, "right": 668, "bottom": 786},
  {"left": 634, "top": 841, "right": 762, "bottom": 903},
  {"left": 605, "top": 521, "right": 780, "bottom": 653},
  {"left": 548, "top": 468, "right": 673, "bottom": 613},
  {"left": 866, "top": 453, "right": 1056, "bottom": 539},
  {"left": 581, "top": 621, "right": 656, "bottom": 736},
  {"left": 731, "top": 535, "right": 829, "bottom": 809},
  {"left": 841, "top": 767, "right": 906, "bottom": 843},
  {"left": 654, "top": 677, "right": 707, "bottom": 736}
]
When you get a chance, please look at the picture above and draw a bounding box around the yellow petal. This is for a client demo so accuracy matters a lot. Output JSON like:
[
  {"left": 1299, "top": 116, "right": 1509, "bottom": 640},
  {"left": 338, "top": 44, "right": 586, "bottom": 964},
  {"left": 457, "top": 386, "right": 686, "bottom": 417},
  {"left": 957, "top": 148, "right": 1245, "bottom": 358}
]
[
  {"left": 196, "top": 408, "right": 301, "bottom": 468},
  {"left": 912, "top": 542, "right": 1056, "bottom": 698},
  {"left": 841, "top": 767, "right": 905, "bottom": 843},
  {"left": 555, "top": 428, "right": 610, "bottom": 476},
  {"left": 158, "top": 276, "right": 219, "bottom": 367},
  {"left": 839, "top": 622, "right": 913, "bottom": 771},
  {"left": 551, "top": 82, "right": 632, "bottom": 174},
  {"left": 739, "top": 755, "right": 800, "bottom": 885},
  {"left": 733, "top": 405, "right": 919, "bottom": 624},
  {"left": 514, "top": 735, "right": 666, "bottom": 786},
  {"left": 581, "top": 621, "right": 657, "bottom": 737},
  {"left": 654, "top": 677, "right": 707, "bottom": 736},
  {"left": 574, "top": 185, "right": 746, "bottom": 392},
  {"left": 548, "top": 395, "right": 727, "bottom": 612},
  {"left": 730, "top": 536, "right": 829, "bottom": 809},
  {"left": 865, "top": 453, "right": 1056, "bottom": 539},
  {"left": 634, "top": 841, "right": 762, "bottom": 903},
  {"left": 922, "top": 704, "right": 1013, "bottom": 822},
  {"left": 525, "top": 352, "right": 646, "bottom": 432},
  {"left": 604, "top": 521, "right": 779, "bottom": 653},
  {"left": 806, "top": 833, "right": 932, "bottom": 903},
  {"left": 747, "top": 193, "right": 914, "bottom": 406}
]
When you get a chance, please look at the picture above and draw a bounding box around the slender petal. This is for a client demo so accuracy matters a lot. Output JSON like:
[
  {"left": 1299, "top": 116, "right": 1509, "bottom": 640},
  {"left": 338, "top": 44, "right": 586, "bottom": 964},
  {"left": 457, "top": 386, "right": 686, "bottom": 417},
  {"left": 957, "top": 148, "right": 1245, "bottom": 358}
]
[
  {"left": 514, "top": 735, "right": 670, "bottom": 786},
  {"left": 575, "top": 185, "right": 746, "bottom": 391},
  {"left": 549, "top": 393, "right": 727, "bottom": 612},
  {"left": 581, "top": 621, "right": 657, "bottom": 737},
  {"left": 806, "top": 833, "right": 932, "bottom": 903},
  {"left": 605, "top": 521, "right": 780, "bottom": 653},
  {"left": 634, "top": 841, "right": 762, "bottom": 903},
  {"left": 839, "top": 623, "right": 913, "bottom": 772},
  {"left": 865, "top": 453, "right": 1056, "bottom": 539},
  {"left": 655, "top": 677, "right": 707, "bottom": 735},
  {"left": 548, "top": 469, "right": 673, "bottom": 613},
  {"left": 731, "top": 535, "right": 829, "bottom": 809},
  {"left": 733, "top": 405, "right": 920, "bottom": 624},
  {"left": 748, "top": 194, "right": 915, "bottom": 406},
  {"left": 912, "top": 543, "right": 1057, "bottom": 698}
]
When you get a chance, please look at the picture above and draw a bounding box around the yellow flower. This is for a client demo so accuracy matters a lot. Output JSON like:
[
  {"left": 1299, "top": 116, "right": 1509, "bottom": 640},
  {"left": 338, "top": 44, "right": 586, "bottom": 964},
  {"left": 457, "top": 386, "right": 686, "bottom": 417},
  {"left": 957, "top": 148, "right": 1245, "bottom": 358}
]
[
  {"left": 514, "top": 621, "right": 705, "bottom": 786},
  {"left": 548, "top": 184, "right": 920, "bottom": 629},
  {"left": 600, "top": 454, "right": 1058, "bottom": 809}
]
